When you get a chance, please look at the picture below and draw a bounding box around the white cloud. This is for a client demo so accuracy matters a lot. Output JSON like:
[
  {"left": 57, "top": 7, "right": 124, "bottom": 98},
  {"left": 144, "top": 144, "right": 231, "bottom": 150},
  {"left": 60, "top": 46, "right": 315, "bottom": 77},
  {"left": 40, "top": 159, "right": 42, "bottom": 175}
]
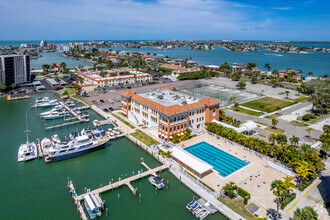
[{"left": 271, "top": 7, "right": 292, "bottom": 10}]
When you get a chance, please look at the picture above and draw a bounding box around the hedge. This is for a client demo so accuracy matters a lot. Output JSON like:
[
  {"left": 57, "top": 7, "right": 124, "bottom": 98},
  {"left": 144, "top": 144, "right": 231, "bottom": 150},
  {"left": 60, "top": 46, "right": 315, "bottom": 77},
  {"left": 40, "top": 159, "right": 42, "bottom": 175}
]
[
  {"left": 299, "top": 178, "right": 315, "bottom": 191},
  {"left": 237, "top": 187, "right": 251, "bottom": 204},
  {"left": 281, "top": 193, "right": 296, "bottom": 209}
]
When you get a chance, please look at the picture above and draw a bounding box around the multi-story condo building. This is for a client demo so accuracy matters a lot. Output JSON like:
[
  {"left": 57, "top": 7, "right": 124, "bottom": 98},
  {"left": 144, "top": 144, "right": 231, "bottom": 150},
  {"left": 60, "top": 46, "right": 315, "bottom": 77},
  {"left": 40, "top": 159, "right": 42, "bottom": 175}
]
[
  {"left": 77, "top": 69, "right": 152, "bottom": 90},
  {"left": 121, "top": 86, "right": 220, "bottom": 141},
  {"left": 0, "top": 54, "right": 30, "bottom": 87},
  {"left": 40, "top": 40, "right": 48, "bottom": 47}
]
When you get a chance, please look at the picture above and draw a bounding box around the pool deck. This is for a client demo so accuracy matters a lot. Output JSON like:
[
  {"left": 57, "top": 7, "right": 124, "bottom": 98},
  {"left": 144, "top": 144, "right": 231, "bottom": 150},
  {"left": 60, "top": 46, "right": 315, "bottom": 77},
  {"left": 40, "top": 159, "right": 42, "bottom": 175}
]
[{"left": 180, "top": 133, "right": 286, "bottom": 210}]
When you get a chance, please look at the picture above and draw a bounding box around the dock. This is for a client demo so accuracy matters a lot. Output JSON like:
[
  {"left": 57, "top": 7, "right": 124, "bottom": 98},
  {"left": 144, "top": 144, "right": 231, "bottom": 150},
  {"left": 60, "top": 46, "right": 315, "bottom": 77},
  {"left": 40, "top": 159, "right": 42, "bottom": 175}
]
[
  {"left": 59, "top": 101, "right": 89, "bottom": 122},
  {"left": 77, "top": 162, "right": 167, "bottom": 200},
  {"left": 45, "top": 120, "right": 81, "bottom": 130},
  {"left": 68, "top": 161, "right": 168, "bottom": 219},
  {"left": 36, "top": 138, "right": 43, "bottom": 158},
  {"left": 7, "top": 94, "right": 31, "bottom": 101}
]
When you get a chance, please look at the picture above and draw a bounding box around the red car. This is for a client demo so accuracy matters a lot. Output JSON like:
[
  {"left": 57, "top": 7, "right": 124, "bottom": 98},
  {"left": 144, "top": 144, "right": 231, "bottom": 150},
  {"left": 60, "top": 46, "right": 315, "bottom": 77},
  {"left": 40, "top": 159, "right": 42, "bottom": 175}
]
[{"left": 115, "top": 87, "right": 119, "bottom": 89}]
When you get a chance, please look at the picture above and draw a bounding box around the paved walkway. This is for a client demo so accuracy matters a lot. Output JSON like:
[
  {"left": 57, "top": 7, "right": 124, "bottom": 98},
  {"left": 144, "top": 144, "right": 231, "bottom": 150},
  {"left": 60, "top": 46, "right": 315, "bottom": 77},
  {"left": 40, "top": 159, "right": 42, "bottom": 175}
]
[{"left": 279, "top": 104, "right": 312, "bottom": 122}]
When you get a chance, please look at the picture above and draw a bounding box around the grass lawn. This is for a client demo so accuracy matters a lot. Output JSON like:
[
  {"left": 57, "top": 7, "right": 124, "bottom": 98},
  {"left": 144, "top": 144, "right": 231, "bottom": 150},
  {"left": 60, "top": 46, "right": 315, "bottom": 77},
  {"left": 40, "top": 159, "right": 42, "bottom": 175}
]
[
  {"left": 291, "top": 96, "right": 309, "bottom": 103},
  {"left": 290, "top": 120, "right": 309, "bottom": 127},
  {"left": 63, "top": 88, "right": 77, "bottom": 95},
  {"left": 230, "top": 106, "right": 263, "bottom": 116},
  {"left": 255, "top": 133, "right": 268, "bottom": 139},
  {"left": 241, "top": 97, "right": 294, "bottom": 113},
  {"left": 217, "top": 197, "right": 255, "bottom": 220},
  {"left": 130, "top": 130, "right": 159, "bottom": 147},
  {"left": 264, "top": 126, "right": 286, "bottom": 134},
  {"left": 71, "top": 95, "right": 92, "bottom": 106},
  {"left": 112, "top": 113, "right": 135, "bottom": 129}
]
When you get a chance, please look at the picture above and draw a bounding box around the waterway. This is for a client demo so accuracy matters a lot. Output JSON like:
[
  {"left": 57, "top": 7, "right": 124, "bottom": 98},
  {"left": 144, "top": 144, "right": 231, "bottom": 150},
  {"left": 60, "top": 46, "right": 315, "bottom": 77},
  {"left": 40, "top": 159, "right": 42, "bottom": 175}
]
[
  {"left": 31, "top": 52, "right": 93, "bottom": 69},
  {"left": 105, "top": 46, "right": 330, "bottom": 76},
  {"left": 0, "top": 92, "right": 226, "bottom": 219}
]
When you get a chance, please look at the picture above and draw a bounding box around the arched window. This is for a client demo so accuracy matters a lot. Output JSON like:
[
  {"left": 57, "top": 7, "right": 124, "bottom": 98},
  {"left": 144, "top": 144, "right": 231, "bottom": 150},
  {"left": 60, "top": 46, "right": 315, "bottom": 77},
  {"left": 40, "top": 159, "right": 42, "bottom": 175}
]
[{"left": 213, "top": 108, "right": 216, "bottom": 116}]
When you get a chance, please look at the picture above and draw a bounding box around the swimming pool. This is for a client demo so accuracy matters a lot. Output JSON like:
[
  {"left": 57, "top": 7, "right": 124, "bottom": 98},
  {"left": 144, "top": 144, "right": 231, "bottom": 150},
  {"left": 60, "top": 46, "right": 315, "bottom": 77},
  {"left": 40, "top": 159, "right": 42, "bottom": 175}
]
[{"left": 185, "top": 142, "right": 248, "bottom": 177}]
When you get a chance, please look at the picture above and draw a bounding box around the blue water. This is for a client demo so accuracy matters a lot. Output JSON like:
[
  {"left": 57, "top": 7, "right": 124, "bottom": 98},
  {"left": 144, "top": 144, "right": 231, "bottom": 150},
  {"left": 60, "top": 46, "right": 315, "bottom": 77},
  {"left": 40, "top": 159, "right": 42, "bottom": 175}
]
[
  {"left": 31, "top": 52, "right": 93, "bottom": 69},
  {"left": 104, "top": 46, "right": 330, "bottom": 77},
  {"left": 185, "top": 142, "right": 248, "bottom": 177}
]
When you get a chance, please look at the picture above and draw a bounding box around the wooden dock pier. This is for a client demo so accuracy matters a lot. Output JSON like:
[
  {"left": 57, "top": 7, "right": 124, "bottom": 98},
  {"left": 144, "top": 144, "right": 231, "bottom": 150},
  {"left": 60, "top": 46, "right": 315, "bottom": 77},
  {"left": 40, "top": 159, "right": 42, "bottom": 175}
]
[
  {"left": 36, "top": 138, "right": 43, "bottom": 158},
  {"left": 68, "top": 161, "right": 167, "bottom": 219},
  {"left": 77, "top": 162, "right": 168, "bottom": 200}
]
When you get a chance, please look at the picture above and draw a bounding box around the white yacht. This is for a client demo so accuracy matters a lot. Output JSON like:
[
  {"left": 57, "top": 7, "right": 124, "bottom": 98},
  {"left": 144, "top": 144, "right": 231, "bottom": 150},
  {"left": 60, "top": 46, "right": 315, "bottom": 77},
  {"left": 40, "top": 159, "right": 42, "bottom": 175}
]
[
  {"left": 40, "top": 105, "right": 64, "bottom": 116},
  {"left": 33, "top": 97, "right": 58, "bottom": 108},
  {"left": 44, "top": 135, "right": 107, "bottom": 162},
  {"left": 18, "top": 114, "right": 37, "bottom": 162},
  {"left": 43, "top": 111, "right": 69, "bottom": 120},
  {"left": 40, "top": 138, "right": 52, "bottom": 156}
]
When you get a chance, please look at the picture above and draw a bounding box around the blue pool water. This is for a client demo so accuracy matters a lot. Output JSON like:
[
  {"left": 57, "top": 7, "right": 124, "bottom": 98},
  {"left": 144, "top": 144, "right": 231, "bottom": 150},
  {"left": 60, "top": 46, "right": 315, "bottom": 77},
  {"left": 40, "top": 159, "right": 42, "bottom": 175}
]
[{"left": 185, "top": 142, "right": 248, "bottom": 177}]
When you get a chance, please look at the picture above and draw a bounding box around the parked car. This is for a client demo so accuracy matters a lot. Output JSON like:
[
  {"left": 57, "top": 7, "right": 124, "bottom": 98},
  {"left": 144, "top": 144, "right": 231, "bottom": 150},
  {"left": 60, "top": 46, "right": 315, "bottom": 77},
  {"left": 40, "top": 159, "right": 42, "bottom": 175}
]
[
  {"left": 115, "top": 87, "right": 119, "bottom": 89},
  {"left": 92, "top": 100, "right": 97, "bottom": 104},
  {"left": 94, "top": 92, "right": 99, "bottom": 96},
  {"left": 100, "top": 99, "right": 104, "bottom": 103},
  {"left": 109, "top": 107, "right": 114, "bottom": 111},
  {"left": 108, "top": 99, "right": 114, "bottom": 104},
  {"left": 103, "top": 108, "right": 109, "bottom": 112}
]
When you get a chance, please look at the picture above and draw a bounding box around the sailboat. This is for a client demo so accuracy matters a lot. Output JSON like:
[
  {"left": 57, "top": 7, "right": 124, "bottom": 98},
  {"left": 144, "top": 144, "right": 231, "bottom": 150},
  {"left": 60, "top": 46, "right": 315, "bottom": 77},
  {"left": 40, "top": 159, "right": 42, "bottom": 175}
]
[{"left": 17, "top": 112, "right": 37, "bottom": 162}]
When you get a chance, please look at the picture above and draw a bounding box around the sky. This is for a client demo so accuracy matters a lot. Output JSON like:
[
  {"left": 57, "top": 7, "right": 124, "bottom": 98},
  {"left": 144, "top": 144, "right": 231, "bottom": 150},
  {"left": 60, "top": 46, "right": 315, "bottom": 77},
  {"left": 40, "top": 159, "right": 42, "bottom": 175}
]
[{"left": 0, "top": 0, "right": 329, "bottom": 41}]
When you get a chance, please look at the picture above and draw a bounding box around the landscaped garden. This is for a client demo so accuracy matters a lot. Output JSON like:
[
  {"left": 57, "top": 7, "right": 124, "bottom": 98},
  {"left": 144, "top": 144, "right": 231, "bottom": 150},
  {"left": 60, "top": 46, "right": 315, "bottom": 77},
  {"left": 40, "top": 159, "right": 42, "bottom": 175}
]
[{"left": 229, "top": 106, "right": 263, "bottom": 116}]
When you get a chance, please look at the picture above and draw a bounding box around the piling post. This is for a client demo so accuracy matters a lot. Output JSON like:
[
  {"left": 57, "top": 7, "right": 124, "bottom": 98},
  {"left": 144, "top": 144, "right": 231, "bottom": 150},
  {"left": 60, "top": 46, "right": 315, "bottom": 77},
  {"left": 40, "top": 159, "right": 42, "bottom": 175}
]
[
  {"left": 118, "top": 194, "right": 120, "bottom": 203},
  {"left": 106, "top": 208, "right": 108, "bottom": 217},
  {"left": 139, "top": 194, "right": 141, "bottom": 203}
]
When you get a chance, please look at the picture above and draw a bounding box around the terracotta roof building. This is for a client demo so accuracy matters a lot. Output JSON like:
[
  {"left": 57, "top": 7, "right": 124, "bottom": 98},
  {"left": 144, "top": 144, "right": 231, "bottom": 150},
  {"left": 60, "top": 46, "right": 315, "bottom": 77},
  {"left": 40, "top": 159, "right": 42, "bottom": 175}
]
[{"left": 121, "top": 87, "right": 220, "bottom": 141}]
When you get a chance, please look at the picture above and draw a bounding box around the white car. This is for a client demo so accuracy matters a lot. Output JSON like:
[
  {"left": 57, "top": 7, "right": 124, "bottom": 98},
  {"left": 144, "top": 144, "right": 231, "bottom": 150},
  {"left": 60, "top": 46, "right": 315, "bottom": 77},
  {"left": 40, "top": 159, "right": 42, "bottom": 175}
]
[{"left": 108, "top": 99, "right": 114, "bottom": 104}]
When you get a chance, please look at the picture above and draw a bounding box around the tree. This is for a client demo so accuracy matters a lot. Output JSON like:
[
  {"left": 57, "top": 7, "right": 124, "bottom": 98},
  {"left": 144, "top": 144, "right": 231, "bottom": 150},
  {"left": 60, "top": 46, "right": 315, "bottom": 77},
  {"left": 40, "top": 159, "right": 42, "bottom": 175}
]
[
  {"left": 0, "top": 82, "right": 6, "bottom": 91},
  {"left": 295, "top": 161, "right": 316, "bottom": 186},
  {"left": 305, "top": 128, "right": 313, "bottom": 137},
  {"left": 220, "top": 62, "right": 230, "bottom": 70},
  {"left": 231, "top": 72, "right": 240, "bottom": 81},
  {"left": 251, "top": 75, "right": 257, "bottom": 84},
  {"left": 100, "top": 71, "right": 107, "bottom": 77},
  {"left": 269, "top": 133, "right": 277, "bottom": 145},
  {"left": 307, "top": 71, "right": 313, "bottom": 77},
  {"left": 172, "top": 134, "right": 180, "bottom": 144},
  {"left": 233, "top": 103, "right": 239, "bottom": 111},
  {"left": 271, "top": 117, "right": 279, "bottom": 129},
  {"left": 219, "top": 109, "right": 225, "bottom": 120},
  {"left": 222, "top": 182, "right": 237, "bottom": 199},
  {"left": 270, "top": 179, "right": 286, "bottom": 218},
  {"left": 289, "top": 206, "right": 318, "bottom": 220},
  {"left": 42, "top": 64, "right": 50, "bottom": 73},
  {"left": 247, "top": 62, "right": 256, "bottom": 71},
  {"left": 236, "top": 80, "right": 246, "bottom": 90},
  {"left": 264, "top": 63, "right": 271, "bottom": 72},
  {"left": 11, "top": 83, "right": 16, "bottom": 89},
  {"left": 229, "top": 96, "right": 237, "bottom": 103},
  {"left": 276, "top": 134, "right": 287, "bottom": 147},
  {"left": 282, "top": 176, "right": 296, "bottom": 194},
  {"left": 261, "top": 89, "right": 265, "bottom": 95},
  {"left": 60, "top": 62, "right": 67, "bottom": 69},
  {"left": 285, "top": 90, "right": 290, "bottom": 98},
  {"left": 289, "top": 136, "right": 299, "bottom": 147},
  {"left": 272, "top": 69, "right": 279, "bottom": 78}
]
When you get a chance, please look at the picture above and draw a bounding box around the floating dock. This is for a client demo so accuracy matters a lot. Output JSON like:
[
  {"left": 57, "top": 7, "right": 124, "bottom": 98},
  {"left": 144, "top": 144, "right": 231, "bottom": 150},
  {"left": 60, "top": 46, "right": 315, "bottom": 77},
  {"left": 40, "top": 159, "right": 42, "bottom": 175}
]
[
  {"left": 186, "top": 198, "right": 216, "bottom": 220},
  {"left": 36, "top": 138, "right": 43, "bottom": 158}
]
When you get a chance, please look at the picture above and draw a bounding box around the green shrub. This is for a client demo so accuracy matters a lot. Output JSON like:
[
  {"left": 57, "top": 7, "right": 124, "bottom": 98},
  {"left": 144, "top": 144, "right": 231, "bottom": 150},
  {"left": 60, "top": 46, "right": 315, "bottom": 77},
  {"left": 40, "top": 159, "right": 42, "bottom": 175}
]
[
  {"left": 237, "top": 187, "right": 251, "bottom": 204},
  {"left": 281, "top": 193, "right": 296, "bottom": 209},
  {"left": 302, "top": 114, "right": 311, "bottom": 121},
  {"left": 299, "top": 178, "right": 315, "bottom": 191}
]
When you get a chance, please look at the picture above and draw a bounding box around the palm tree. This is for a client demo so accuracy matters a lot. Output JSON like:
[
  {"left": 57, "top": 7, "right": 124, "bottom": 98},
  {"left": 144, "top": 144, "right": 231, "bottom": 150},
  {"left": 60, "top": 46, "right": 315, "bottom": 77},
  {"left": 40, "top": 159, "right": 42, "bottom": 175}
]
[
  {"left": 305, "top": 127, "right": 313, "bottom": 137},
  {"left": 289, "top": 136, "right": 299, "bottom": 147},
  {"left": 261, "top": 89, "right": 265, "bottom": 95},
  {"left": 271, "top": 117, "right": 279, "bottom": 129},
  {"left": 283, "top": 176, "right": 296, "bottom": 194},
  {"left": 229, "top": 96, "right": 237, "bottom": 103},
  {"left": 270, "top": 180, "right": 286, "bottom": 218},
  {"left": 272, "top": 69, "right": 279, "bottom": 78},
  {"left": 269, "top": 133, "right": 277, "bottom": 145},
  {"left": 289, "top": 207, "right": 318, "bottom": 220},
  {"left": 285, "top": 90, "right": 290, "bottom": 98},
  {"left": 307, "top": 71, "right": 313, "bottom": 77},
  {"left": 295, "top": 161, "right": 316, "bottom": 187},
  {"left": 233, "top": 103, "right": 239, "bottom": 111},
  {"left": 60, "top": 62, "right": 67, "bottom": 70},
  {"left": 276, "top": 134, "right": 287, "bottom": 147},
  {"left": 264, "top": 63, "right": 271, "bottom": 72},
  {"left": 219, "top": 109, "right": 225, "bottom": 120}
]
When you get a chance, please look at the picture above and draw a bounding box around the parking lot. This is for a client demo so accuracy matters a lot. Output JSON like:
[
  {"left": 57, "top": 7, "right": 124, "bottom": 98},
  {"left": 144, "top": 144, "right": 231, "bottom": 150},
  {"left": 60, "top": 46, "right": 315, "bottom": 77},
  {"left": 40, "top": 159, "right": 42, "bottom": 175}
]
[{"left": 86, "top": 80, "right": 199, "bottom": 111}]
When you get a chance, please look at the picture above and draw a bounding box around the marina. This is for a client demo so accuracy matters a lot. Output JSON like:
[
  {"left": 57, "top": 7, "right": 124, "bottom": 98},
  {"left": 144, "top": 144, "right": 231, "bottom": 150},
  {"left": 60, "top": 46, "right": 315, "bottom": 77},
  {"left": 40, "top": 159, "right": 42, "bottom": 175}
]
[{"left": 0, "top": 93, "right": 226, "bottom": 220}]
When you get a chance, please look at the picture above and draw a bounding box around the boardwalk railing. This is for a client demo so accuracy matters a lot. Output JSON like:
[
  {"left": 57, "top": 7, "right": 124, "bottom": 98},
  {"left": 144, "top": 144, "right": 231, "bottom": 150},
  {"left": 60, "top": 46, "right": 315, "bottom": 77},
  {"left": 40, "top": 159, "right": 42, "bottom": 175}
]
[{"left": 206, "top": 131, "right": 296, "bottom": 177}]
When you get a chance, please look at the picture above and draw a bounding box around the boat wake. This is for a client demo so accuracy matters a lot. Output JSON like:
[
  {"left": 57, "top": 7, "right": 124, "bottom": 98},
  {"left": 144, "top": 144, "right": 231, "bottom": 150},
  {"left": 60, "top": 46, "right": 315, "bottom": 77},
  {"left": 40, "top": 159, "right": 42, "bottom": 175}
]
[{"left": 264, "top": 53, "right": 284, "bottom": 57}]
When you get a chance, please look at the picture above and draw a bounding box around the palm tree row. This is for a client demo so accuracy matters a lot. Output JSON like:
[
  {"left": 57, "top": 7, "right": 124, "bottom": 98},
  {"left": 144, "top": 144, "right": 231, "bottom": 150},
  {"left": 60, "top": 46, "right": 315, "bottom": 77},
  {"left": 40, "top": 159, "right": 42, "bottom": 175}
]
[{"left": 206, "top": 122, "right": 324, "bottom": 177}]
